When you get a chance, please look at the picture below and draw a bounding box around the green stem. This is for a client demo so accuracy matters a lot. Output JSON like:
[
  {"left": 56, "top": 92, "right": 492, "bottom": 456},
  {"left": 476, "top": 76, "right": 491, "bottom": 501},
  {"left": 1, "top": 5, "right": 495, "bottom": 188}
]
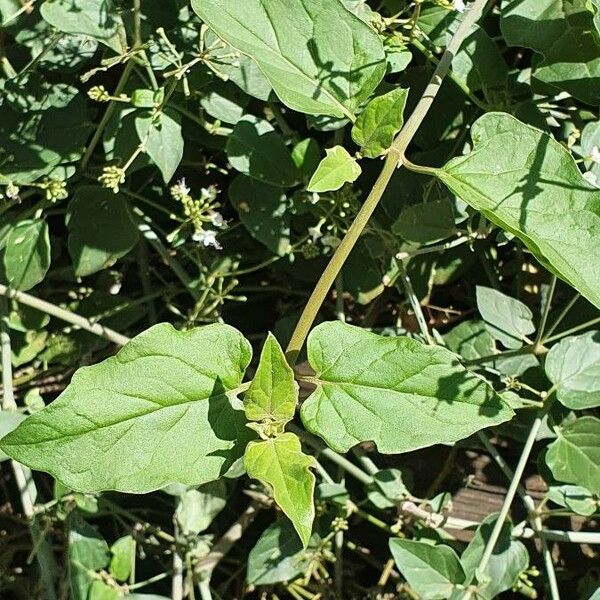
[
  {"left": 533, "top": 275, "right": 556, "bottom": 351},
  {"left": 543, "top": 314, "right": 600, "bottom": 344},
  {"left": 397, "top": 259, "right": 432, "bottom": 344},
  {"left": 0, "top": 284, "right": 129, "bottom": 346},
  {"left": 285, "top": 0, "right": 490, "bottom": 363},
  {"left": 543, "top": 292, "right": 580, "bottom": 341}
]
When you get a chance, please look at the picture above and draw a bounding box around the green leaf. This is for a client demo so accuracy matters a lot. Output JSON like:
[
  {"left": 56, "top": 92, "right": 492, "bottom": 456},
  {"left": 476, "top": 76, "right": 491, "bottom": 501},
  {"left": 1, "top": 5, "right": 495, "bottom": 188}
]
[
  {"left": 351, "top": 88, "right": 409, "bottom": 158},
  {"left": 444, "top": 320, "right": 495, "bottom": 362},
  {"left": 547, "top": 484, "right": 597, "bottom": 517},
  {"left": 175, "top": 481, "right": 228, "bottom": 536},
  {"left": 292, "top": 138, "right": 322, "bottom": 181},
  {"left": 300, "top": 322, "right": 513, "bottom": 454},
  {"left": 307, "top": 146, "right": 361, "bottom": 193},
  {"left": 476, "top": 286, "right": 535, "bottom": 349},
  {"left": 389, "top": 538, "right": 465, "bottom": 600},
  {"left": 435, "top": 113, "right": 600, "bottom": 310},
  {"left": 0, "top": 323, "right": 253, "bottom": 493},
  {"left": 67, "top": 186, "right": 139, "bottom": 277},
  {"left": 244, "top": 432, "right": 316, "bottom": 547},
  {"left": 392, "top": 199, "right": 456, "bottom": 244},
  {"left": 461, "top": 514, "right": 529, "bottom": 598},
  {"left": 546, "top": 416, "right": 600, "bottom": 494},
  {"left": 68, "top": 515, "right": 110, "bottom": 600},
  {"left": 40, "top": 0, "right": 126, "bottom": 54},
  {"left": 581, "top": 120, "right": 600, "bottom": 182},
  {"left": 545, "top": 332, "right": 600, "bottom": 410},
  {"left": 4, "top": 219, "right": 51, "bottom": 291},
  {"left": 135, "top": 110, "right": 184, "bottom": 183},
  {"left": 199, "top": 81, "right": 249, "bottom": 125},
  {"left": 192, "top": 0, "right": 386, "bottom": 119},
  {"left": 229, "top": 175, "right": 291, "bottom": 255},
  {"left": 244, "top": 333, "right": 297, "bottom": 426},
  {"left": 226, "top": 116, "right": 299, "bottom": 188},
  {"left": 247, "top": 520, "right": 314, "bottom": 585},
  {"left": 501, "top": 0, "right": 600, "bottom": 105},
  {"left": 109, "top": 535, "right": 134, "bottom": 582}
]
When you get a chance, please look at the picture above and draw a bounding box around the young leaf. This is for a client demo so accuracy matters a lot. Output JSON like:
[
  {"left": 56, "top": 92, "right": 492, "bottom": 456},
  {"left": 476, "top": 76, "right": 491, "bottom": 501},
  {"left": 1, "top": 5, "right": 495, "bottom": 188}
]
[
  {"left": 435, "top": 113, "right": 600, "bottom": 310},
  {"left": 545, "top": 332, "right": 600, "bottom": 409},
  {"left": 307, "top": 146, "right": 361, "bottom": 193},
  {"left": 300, "top": 321, "right": 513, "bottom": 454},
  {"left": 135, "top": 109, "right": 184, "bottom": 183},
  {"left": 546, "top": 417, "right": 600, "bottom": 494},
  {"left": 392, "top": 199, "right": 456, "bottom": 244},
  {"left": 226, "top": 116, "right": 299, "bottom": 188},
  {"left": 192, "top": 0, "right": 386, "bottom": 119},
  {"left": 40, "top": 0, "right": 126, "bottom": 54},
  {"left": 244, "top": 432, "right": 316, "bottom": 547},
  {"left": 351, "top": 88, "right": 409, "bottom": 158},
  {"left": 175, "top": 481, "right": 228, "bottom": 536},
  {"left": 389, "top": 538, "right": 465, "bottom": 600},
  {"left": 244, "top": 333, "right": 297, "bottom": 425},
  {"left": 461, "top": 514, "right": 529, "bottom": 599},
  {"left": 476, "top": 286, "right": 535, "bottom": 349},
  {"left": 67, "top": 186, "right": 139, "bottom": 277},
  {"left": 109, "top": 535, "right": 134, "bottom": 582},
  {"left": 4, "top": 219, "right": 51, "bottom": 291},
  {"left": 0, "top": 323, "right": 253, "bottom": 493},
  {"left": 229, "top": 175, "right": 292, "bottom": 256}
]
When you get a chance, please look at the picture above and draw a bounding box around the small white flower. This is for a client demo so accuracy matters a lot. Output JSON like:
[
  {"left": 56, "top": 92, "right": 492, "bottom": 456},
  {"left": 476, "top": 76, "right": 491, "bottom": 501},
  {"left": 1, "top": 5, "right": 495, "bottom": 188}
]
[
  {"left": 310, "top": 192, "right": 320, "bottom": 204},
  {"left": 308, "top": 226, "right": 322, "bottom": 242},
  {"left": 193, "top": 229, "right": 222, "bottom": 249},
  {"left": 176, "top": 178, "right": 191, "bottom": 196},
  {"left": 5, "top": 182, "right": 20, "bottom": 200},
  {"left": 209, "top": 210, "right": 226, "bottom": 228},
  {"left": 453, "top": 0, "right": 466, "bottom": 12},
  {"left": 583, "top": 171, "right": 599, "bottom": 188},
  {"left": 591, "top": 145, "right": 600, "bottom": 165}
]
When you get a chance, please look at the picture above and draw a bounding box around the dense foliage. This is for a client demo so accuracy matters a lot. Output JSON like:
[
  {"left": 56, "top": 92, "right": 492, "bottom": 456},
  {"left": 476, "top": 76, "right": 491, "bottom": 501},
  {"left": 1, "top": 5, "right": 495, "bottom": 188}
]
[{"left": 0, "top": 0, "right": 599, "bottom": 599}]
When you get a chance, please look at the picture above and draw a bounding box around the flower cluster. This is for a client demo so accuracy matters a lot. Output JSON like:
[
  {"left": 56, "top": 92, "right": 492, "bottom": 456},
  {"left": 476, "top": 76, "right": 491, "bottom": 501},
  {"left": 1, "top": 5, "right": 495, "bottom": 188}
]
[{"left": 170, "top": 179, "right": 226, "bottom": 249}]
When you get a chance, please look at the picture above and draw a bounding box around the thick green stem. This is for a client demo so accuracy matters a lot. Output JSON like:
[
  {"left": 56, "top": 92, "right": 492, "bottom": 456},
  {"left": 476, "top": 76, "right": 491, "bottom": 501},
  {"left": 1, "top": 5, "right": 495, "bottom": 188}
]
[{"left": 285, "top": 0, "right": 490, "bottom": 362}]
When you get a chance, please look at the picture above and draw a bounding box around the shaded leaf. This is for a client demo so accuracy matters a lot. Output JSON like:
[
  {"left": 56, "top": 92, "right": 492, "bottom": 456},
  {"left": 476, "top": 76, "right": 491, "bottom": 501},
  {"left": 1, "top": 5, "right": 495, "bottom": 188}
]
[
  {"left": 4, "top": 219, "right": 50, "bottom": 291},
  {"left": 67, "top": 186, "right": 139, "bottom": 277},
  {"left": 226, "top": 116, "right": 299, "bottom": 187},
  {"left": 109, "top": 535, "right": 134, "bottom": 582},
  {"left": 547, "top": 484, "right": 597, "bottom": 517},
  {"left": 393, "top": 199, "right": 456, "bottom": 244}
]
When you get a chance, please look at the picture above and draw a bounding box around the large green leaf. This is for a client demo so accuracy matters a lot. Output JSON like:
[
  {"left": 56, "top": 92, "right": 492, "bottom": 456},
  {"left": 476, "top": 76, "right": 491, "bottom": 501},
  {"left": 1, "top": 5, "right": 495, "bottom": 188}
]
[
  {"left": 389, "top": 538, "right": 465, "bottom": 600},
  {"left": 226, "top": 116, "right": 299, "bottom": 188},
  {"left": 351, "top": 88, "right": 409, "bottom": 158},
  {"left": 300, "top": 322, "right": 513, "bottom": 454},
  {"left": 4, "top": 219, "right": 51, "bottom": 291},
  {"left": 461, "top": 514, "right": 529, "bottom": 598},
  {"left": 40, "top": 0, "right": 126, "bottom": 54},
  {"left": 545, "top": 332, "right": 600, "bottom": 410},
  {"left": 244, "top": 432, "right": 315, "bottom": 547},
  {"left": 501, "top": 0, "right": 600, "bottom": 105},
  {"left": 435, "top": 113, "right": 600, "bottom": 309},
  {"left": 192, "top": 0, "right": 386, "bottom": 119},
  {"left": 0, "top": 323, "right": 253, "bottom": 493},
  {"left": 476, "top": 286, "right": 535, "bottom": 349},
  {"left": 67, "top": 186, "right": 139, "bottom": 277},
  {"left": 244, "top": 333, "right": 297, "bottom": 426},
  {"left": 307, "top": 146, "right": 362, "bottom": 193},
  {"left": 546, "top": 416, "right": 600, "bottom": 494}
]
